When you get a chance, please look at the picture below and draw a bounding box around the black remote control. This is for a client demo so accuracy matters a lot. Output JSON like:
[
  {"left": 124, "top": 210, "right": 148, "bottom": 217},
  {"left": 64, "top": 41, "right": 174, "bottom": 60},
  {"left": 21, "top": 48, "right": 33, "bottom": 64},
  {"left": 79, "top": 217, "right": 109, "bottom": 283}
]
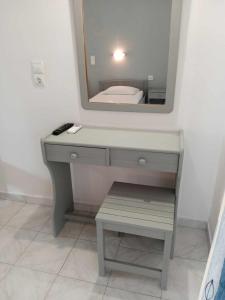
[{"left": 52, "top": 123, "right": 74, "bottom": 136}]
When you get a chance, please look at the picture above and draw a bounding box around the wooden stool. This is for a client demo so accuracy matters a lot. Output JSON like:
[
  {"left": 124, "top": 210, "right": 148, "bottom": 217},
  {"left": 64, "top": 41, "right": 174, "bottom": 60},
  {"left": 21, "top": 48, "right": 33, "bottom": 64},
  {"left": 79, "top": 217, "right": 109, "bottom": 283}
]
[{"left": 95, "top": 182, "right": 175, "bottom": 290}]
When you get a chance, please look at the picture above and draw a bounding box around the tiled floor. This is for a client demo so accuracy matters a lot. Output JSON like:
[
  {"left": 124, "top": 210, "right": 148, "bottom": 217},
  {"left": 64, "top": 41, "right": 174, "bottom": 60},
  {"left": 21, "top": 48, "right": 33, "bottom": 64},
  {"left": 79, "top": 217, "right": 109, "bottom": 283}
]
[{"left": 0, "top": 199, "right": 208, "bottom": 300}]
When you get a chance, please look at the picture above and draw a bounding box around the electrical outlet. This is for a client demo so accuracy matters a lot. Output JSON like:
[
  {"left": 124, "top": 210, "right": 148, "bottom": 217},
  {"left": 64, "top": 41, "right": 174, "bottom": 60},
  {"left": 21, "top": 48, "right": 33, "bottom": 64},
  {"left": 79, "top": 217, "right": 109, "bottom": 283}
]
[
  {"left": 31, "top": 61, "right": 45, "bottom": 74},
  {"left": 148, "top": 75, "right": 154, "bottom": 81}
]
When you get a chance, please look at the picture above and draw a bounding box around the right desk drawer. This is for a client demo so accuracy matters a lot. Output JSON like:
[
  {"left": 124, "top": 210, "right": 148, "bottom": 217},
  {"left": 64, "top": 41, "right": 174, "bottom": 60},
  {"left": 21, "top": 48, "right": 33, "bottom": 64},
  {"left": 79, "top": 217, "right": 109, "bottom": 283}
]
[{"left": 110, "top": 149, "right": 179, "bottom": 172}]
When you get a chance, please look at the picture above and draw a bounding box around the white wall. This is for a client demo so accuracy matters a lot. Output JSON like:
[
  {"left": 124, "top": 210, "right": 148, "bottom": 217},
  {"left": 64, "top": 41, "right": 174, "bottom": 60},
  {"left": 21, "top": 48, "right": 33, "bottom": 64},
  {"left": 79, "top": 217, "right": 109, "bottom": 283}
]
[
  {"left": 1, "top": 0, "right": 225, "bottom": 231},
  {"left": 0, "top": 0, "right": 79, "bottom": 197},
  {"left": 177, "top": 0, "right": 225, "bottom": 233}
]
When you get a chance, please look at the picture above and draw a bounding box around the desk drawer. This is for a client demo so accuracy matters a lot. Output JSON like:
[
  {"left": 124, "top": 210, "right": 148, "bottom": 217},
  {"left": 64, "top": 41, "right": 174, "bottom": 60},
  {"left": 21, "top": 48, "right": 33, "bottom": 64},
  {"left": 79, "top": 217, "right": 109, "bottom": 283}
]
[
  {"left": 110, "top": 149, "right": 178, "bottom": 172},
  {"left": 45, "top": 144, "right": 108, "bottom": 166}
]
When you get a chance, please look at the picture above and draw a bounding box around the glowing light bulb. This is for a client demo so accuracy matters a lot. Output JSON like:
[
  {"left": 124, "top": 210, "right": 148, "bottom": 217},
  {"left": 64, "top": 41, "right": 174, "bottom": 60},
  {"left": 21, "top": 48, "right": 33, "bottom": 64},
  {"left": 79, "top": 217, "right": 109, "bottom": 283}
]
[{"left": 113, "top": 49, "right": 126, "bottom": 62}]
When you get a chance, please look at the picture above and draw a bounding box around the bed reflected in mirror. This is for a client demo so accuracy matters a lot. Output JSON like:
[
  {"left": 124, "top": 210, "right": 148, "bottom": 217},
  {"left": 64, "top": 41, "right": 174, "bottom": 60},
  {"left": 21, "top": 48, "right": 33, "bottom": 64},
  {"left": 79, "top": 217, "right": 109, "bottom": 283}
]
[
  {"left": 73, "top": 0, "right": 182, "bottom": 113},
  {"left": 89, "top": 80, "right": 147, "bottom": 105}
]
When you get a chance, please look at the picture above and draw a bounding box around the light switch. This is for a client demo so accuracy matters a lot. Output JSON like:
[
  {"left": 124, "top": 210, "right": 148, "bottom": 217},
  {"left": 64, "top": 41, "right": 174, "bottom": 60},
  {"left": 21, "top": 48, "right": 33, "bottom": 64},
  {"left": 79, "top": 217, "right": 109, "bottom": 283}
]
[
  {"left": 31, "top": 61, "right": 46, "bottom": 87},
  {"left": 90, "top": 56, "right": 96, "bottom": 65},
  {"left": 31, "top": 61, "right": 45, "bottom": 74}
]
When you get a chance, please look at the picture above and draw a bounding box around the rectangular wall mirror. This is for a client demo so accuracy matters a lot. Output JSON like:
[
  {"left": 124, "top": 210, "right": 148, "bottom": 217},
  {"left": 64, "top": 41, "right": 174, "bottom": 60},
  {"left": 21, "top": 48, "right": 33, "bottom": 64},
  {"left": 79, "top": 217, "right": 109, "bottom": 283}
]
[{"left": 73, "top": 0, "right": 182, "bottom": 113}]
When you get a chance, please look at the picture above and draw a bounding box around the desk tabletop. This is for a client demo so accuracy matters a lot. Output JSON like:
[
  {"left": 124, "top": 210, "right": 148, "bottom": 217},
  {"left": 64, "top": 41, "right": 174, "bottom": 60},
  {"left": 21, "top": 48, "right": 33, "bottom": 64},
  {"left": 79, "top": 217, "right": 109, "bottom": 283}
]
[{"left": 43, "top": 127, "right": 182, "bottom": 154}]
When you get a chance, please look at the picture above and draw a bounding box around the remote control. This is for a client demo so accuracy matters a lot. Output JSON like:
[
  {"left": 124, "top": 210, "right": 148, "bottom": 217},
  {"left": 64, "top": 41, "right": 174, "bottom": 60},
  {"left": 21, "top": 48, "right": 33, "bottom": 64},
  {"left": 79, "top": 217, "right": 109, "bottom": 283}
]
[{"left": 52, "top": 123, "right": 74, "bottom": 136}]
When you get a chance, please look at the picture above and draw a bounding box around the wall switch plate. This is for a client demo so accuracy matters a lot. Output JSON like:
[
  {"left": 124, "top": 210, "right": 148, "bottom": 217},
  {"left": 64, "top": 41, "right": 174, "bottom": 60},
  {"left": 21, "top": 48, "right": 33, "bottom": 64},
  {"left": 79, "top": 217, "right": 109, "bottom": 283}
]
[
  {"left": 148, "top": 75, "right": 154, "bottom": 81},
  {"left": 33, "top": 74, "right": 45, "bottom": 87},
  {"left": 90, "top": 56, "right": 96, "bottom": 65},
  {"left": 31, "top": 61, "right": 45, "bottom": 74}
]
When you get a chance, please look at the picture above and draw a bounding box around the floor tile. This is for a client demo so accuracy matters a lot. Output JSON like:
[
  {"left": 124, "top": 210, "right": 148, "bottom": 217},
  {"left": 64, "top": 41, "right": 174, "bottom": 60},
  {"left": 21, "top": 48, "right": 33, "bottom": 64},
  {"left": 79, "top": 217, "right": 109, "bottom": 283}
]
[
  {"left": 46, "top": 275, "right": 105, "bottom": 300},
  {"left": 0, "top": 266, "right": 55, "bottom": 300},
  {"left": 7, "top": 204, "right": 52, "bottom": 231},
  {"left": 41, "top": 219, "right": 85, "bottom": 239},
  {"left": 0, "top": 200, "right": 208, "bottom": 300},
  {"left": 120, "top": 234, "right": 163, "bottom": 253},
  {"left": 104, "top": 287, "right": 159, "bottom": 300},
  {"left": 0, "top": 200, "right": 24, "bottom": 226},
  {"left": 0, "top": 227, "right": 37, "bottom": 264},
  {"left": 161, "top": 257, "right": 206, "bottom": 300},
  {"left": 60, "top": 239, "right": 119, "bottom": 285},
  {"left": 16, "top": 233, "right": 75, "bottom": 274},
  {"left": 57, "top": 221, "right": 85, "bottom": 239},
  {"left": 174, "top": 226, "right": 209, "bottom": 261},
  {"left": 79, "top": 224, "right": 118, "bottom": 242},
  {"left": 116, "top": 246, "right": 163, "bottom": 269},
  {"left": 79, "top": 224, "right": 97, "bottom": 242},
  {"left": 0, "top": 263, "right": 12, "bottom": 281},
  {"left": 108, "top": 271, "right": 161, "bottom": 298}
]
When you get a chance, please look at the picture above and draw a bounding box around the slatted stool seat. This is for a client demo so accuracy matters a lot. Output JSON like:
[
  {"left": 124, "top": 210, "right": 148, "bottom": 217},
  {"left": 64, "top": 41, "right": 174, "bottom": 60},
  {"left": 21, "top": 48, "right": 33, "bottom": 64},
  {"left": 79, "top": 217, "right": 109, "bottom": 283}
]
[{"left": 95, "top": 182, "right": 175, "bottom": 290}]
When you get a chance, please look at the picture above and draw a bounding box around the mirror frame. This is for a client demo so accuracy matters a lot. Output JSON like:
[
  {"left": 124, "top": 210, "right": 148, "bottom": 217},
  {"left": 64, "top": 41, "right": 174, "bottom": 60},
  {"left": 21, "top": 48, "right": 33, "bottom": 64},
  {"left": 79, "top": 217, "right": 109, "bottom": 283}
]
[{"left": 72, "top": 0, "right": 182, "bottom": 114}]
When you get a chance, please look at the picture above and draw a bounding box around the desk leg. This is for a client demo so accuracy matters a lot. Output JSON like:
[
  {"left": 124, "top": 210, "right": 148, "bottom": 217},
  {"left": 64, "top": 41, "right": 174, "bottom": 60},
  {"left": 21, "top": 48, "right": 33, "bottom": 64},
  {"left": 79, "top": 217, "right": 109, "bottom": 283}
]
[
  {"left": 171, "top": 223, "right": 176, "bottom": 259},
  {"left": 46, "top": 161, "right": 74, "bottom": 236},
  {"left": 169, "top": 195, "right": 177, "bottom": 259},
  {"left": 172, "top": 145, "right": 184, "bottom": 258}
]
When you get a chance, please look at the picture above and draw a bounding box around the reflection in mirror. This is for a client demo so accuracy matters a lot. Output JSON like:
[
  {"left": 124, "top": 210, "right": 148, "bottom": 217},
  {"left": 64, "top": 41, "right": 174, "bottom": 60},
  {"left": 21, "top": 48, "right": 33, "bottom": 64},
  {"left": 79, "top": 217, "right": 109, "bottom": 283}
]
[{"left": 83, "top": 0, "right": 172, "bottom": 106}]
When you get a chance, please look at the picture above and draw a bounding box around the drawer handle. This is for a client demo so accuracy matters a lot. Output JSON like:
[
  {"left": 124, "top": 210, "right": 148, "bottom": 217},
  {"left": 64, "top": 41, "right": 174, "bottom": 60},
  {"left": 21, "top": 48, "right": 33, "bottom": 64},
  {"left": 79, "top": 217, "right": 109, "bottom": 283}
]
[
  {"left": 138, "top": 157, "right": 147, "bottom": 166},
  {"left": 71, "top": 153, "right": 78, "bottom": 160}
]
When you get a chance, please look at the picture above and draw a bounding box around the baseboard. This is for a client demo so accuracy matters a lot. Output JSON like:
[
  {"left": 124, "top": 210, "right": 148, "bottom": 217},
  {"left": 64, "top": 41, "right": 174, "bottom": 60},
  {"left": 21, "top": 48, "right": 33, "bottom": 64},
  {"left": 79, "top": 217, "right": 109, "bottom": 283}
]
[
  {"left": 0, "top": 191, "right": 211, "bottom": 234},
  {"left": 0, "top": 191, "right": 53, "bottom": 207},
  {"left": 0, "top": 192, "right": 99, "bottom": 212},
  {"left": 73, "top": 202, "right": 99, "bottom": 214},
  {"left": 177, "top": 217, "right": 207, "bottom": 230},
  {"left": 178, "top": 217, "right": 212, "bottom": 249},
  {"left": 207, "top": 221, "right": 213, "bottom": 245}
]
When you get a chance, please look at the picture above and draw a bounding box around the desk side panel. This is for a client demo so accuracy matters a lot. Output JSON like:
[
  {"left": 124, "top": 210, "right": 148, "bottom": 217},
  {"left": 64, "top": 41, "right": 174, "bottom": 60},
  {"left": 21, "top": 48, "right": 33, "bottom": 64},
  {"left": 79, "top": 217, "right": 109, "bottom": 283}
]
[{"left": 41, "top": 140, "right": 74, "bottom": 236}]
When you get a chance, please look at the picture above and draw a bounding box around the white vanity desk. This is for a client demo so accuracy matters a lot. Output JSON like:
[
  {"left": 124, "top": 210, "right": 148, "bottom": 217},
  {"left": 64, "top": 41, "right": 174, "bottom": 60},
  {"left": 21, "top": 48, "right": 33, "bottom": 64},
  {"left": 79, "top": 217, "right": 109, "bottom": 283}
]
[{"left": 41, "top": 127, "right": 183, "bottom": 244}]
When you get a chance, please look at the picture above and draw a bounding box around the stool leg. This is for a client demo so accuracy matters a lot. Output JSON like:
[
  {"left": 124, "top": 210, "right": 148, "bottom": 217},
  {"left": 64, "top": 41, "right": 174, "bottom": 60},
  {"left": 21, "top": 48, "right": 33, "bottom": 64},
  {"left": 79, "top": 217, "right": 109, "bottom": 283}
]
[
  {"left": 170, "top": 231, "right": 176, "bottom": 259},
  {"left": 161, "top": 232, "right": 172, "bottom": 290},
  {"left": 96, "top": 222, "right": 105, "bottom": 276}
]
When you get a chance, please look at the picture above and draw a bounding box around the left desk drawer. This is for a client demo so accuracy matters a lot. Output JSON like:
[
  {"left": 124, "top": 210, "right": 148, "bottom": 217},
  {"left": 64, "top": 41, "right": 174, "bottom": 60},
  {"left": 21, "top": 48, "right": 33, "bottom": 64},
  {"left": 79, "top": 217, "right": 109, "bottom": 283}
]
[{"left": 45, "top": 144, "right": 108, "bottom": 166}]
